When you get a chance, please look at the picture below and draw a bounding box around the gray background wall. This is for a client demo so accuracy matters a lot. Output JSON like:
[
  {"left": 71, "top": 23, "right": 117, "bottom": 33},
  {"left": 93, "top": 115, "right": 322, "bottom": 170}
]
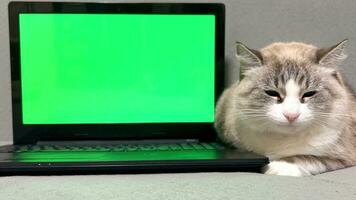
[{"left": 1, "top": 0, "right": 356, "bottom": 143}]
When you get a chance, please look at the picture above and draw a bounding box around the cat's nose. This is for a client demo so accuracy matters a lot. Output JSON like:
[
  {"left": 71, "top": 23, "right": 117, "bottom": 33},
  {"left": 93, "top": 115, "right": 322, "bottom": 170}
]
[{"left": 283, "top": 112, "right": 300, "bottom": 123}]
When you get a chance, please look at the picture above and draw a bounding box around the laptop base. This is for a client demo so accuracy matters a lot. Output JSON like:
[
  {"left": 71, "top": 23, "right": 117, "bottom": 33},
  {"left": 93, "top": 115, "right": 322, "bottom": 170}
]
[{"left": 0, "top": 142, "right": 268, "bottom": 176}]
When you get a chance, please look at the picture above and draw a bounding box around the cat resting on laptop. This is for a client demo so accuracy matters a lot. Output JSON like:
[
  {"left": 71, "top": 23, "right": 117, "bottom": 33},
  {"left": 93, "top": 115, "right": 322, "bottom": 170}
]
[{"left": 215, "top": 40, "right": 356, "bottom": 176}]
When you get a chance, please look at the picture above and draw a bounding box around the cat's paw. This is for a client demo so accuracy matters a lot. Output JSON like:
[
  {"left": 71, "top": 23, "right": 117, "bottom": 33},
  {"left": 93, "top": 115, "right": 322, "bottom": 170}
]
[{"left": 264, "top": 161, "right": 309, "bottom": 177}]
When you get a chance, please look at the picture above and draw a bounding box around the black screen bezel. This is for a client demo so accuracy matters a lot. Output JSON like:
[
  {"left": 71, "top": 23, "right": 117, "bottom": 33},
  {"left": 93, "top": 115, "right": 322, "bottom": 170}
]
[{"left": 8, "top": 2, "right": 225, "bottom": 145}]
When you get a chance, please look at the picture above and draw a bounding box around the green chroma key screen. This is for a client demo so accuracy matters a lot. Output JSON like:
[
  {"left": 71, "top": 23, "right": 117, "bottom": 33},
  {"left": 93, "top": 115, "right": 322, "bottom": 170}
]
[{"left": 19, "top": 14, "right": 215, "bottom": 124}]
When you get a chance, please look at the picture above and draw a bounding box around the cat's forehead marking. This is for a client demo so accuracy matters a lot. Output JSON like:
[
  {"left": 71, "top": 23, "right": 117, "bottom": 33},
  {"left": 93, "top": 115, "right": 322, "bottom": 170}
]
[
  {"left": 262, "top": 42, "right": 316, "bottom": 90},
  {"left": 285, "top": 79, "right": 300, "bottom": 97},
  {"left": 269, "top": 60, "right": 311, "bottom": 90}
]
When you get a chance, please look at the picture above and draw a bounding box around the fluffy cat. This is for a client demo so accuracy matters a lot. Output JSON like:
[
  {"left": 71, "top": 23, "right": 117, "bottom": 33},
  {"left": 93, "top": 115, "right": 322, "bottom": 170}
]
[{"left": 215, "top": 40, "right": 356, "bottom": 176}]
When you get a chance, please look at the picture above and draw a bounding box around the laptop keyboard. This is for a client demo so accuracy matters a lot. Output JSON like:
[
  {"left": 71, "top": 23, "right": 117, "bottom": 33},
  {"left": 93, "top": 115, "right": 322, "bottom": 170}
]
[{"left": 10, "top": 142, "right": 225, "bottom": 153}]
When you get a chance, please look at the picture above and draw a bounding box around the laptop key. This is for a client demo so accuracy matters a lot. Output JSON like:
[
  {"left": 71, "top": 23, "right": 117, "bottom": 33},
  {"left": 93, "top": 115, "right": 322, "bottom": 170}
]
[
  {"left": 157, "top": 144, "right": 170, "bottom": 151},
  {"left": 210, "top": 143, "right": 225, "bottom": 150},
  {"left": 200, "top": 142, "right": 216, "bottom": 150},
  {"left": 137, "top": 145, "right": 155, "bottom": 151},
  {"left": 191, "top": 143, "right": 205, "bottom": 150},
  {"left": 111, "top": 145, "right": 125, "bottom": 152},
  {"left": 126, "top": 145, "right": 139, "bottom": 151},
  {"left": 168, "top": 144, "right": 182, "bottom": 151},
  {"left": 180, "top": 143, "right": 194, "bottom": 150}
]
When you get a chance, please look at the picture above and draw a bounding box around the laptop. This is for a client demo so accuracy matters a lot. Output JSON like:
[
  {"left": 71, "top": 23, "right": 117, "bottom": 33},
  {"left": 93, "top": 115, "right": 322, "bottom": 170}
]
[{"left": 0, "top": 2, "right": 268, "bottom": 175}]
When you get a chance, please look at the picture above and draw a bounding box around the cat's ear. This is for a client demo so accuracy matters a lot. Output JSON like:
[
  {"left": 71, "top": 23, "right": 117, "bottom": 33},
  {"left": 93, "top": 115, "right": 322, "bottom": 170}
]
[
  {"left": 316, "top": 39, "right": 348, "bottom": 67},
  {"left": 236, "top": 42, "right": 263, "bottom": 68},
  {"left": 236, "top": 42, "right": 263, "bottom": 80}
]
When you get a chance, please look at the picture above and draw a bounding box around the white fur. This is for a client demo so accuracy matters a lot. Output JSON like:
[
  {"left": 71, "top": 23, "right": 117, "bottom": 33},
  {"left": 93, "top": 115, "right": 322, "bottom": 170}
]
[
  {"left": 299, "top": 160, "right": 328, "bottom": 175},
  {"left": 266, "top": 159, "right": 330, "bottom": 177},
  {"left": 285, "top": 79, "right": 300, "bottom": 97},
  {"left": 267, "top": 79, "right": 312, "bottom": 124},
  {"left": 265, "top": 161, "right": 307, "bottom": 176},
  {"left": 283, "top": 79, "right": 301, "bottom": 116}
]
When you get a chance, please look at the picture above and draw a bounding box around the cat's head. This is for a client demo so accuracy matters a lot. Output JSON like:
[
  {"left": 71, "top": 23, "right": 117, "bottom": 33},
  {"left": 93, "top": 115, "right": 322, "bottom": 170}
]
[{"left": 235, "top": 40, "right": 350, "bottom": 133}]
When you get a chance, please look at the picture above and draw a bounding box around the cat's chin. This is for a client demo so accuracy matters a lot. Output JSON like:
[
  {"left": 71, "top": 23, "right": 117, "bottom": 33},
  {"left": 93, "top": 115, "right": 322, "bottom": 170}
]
[
  {"left": 267, "top": 119, "right": 314, "bottom": 134},
  {"left": 243, "top": 118, "right": 312, "bottom": 134}
]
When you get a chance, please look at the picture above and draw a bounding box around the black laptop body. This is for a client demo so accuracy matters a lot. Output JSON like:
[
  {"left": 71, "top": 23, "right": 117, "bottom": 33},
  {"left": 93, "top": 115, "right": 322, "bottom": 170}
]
[{"left": 0, "top": 2, "right": 268, "bottom": 175}]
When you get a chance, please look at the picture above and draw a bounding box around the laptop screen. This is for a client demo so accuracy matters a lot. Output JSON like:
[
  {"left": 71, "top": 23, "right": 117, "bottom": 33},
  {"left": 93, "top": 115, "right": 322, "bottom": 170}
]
[{"left": 19, "top": 14, "right": 215, "bottom": 124}]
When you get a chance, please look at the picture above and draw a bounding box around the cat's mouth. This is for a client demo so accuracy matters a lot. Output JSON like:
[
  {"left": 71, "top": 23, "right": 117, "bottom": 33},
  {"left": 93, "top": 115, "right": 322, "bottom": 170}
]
[{"left": 269, "top": 118, "right": 311, "bottom": 128}]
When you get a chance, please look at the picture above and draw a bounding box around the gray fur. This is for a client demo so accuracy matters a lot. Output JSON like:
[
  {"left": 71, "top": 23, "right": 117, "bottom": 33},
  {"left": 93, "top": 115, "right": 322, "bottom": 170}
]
[{"left": 215, "top": 41, "right": 356, "bottom": 176}]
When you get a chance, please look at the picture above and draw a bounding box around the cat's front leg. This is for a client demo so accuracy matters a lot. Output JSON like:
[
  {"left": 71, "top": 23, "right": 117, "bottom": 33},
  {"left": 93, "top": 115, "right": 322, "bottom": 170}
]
[{"left": 264, "top": 155, "right": 349, "bottom": 177}]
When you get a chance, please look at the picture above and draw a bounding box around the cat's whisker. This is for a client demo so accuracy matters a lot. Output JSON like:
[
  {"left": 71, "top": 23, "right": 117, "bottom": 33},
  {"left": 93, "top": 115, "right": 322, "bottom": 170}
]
[
  {"left": 313, "top": 112, "right": 353, "bottom": 117},
  {"left": 239, "top": 114, "right": 267, "bottom": 118},
  {"left": 237, "top": 114, "right": 268, "bottom": 121},
  {"left": 313, "top": 119, "right": 331, "bottom": 128},
  {"left": 239, "top": 113, "right": 266, "bottom": 116},
  {"left": 238, "top": 109, "right": 265, "bottom": 111},
  {"left": 239, "top": 111, "right": 266, "bottom": 113},
  {"left": 238, "top": 111, "right": 266, "bottom": 114},
  {"left": 316, "top": 114, "right": 352, "bottom": 118},
  {"left": 313, "top": 114, "right": 352, "bottom": 121}
]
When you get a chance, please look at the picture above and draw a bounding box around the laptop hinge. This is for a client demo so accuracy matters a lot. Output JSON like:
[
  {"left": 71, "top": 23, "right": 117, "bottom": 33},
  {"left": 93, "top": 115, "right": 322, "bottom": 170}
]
[{"left": 36, "top": 139, "right": 199, "bottom": 145}]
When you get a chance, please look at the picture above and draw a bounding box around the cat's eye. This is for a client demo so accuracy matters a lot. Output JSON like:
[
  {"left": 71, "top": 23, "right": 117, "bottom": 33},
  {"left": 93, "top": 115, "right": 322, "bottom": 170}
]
[
  {"left": 265, "top": 90, "right": 280, "bottom": 97},
  {"left": 264, "top": 90, "right": 282, "bottom": 103},
  {"left": 302, "top": 91, "right": 317, "bottom": 98}
]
